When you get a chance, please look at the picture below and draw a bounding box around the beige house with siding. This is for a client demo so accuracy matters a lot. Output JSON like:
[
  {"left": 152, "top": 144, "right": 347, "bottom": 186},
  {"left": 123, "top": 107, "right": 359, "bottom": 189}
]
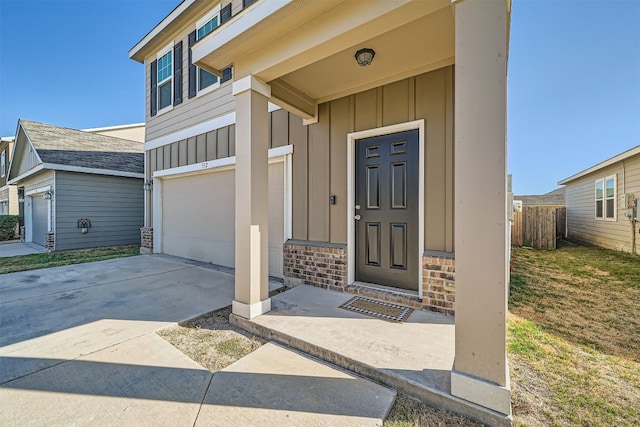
[
  {"left": 0, "top": 136, "right": 19, "bottom": 216},
  {"left": 559, "top": 145, "right": 640, "bottom": 255},
  {"left": 130, "top": 0, "right": 512, "bottom": 420}
]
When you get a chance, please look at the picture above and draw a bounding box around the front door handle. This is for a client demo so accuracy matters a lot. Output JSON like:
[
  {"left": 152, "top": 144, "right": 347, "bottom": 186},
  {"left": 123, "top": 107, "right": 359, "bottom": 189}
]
[{"left": 354, "top": 214, "right": 361, "bottom": 221}]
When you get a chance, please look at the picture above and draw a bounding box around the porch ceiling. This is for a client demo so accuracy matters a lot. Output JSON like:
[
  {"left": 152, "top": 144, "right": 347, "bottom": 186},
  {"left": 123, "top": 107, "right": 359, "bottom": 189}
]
[{"left": 193, "top": 0, "right": 453, "bottom": 115}]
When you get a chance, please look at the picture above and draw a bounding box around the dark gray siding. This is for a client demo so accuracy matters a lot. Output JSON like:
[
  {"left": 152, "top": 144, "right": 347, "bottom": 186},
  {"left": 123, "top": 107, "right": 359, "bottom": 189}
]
[{"left": 55, "top": 172, "right": 144, "bottom": 250}]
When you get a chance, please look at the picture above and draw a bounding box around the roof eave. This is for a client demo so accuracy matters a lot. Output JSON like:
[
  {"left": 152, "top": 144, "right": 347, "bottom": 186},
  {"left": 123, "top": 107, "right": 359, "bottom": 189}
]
[
  {"left": 129, "top": 0, "right": 205, "bottom": 63},
  {"left": 558, "top": 145, "right": 640, "bottom": 185}
]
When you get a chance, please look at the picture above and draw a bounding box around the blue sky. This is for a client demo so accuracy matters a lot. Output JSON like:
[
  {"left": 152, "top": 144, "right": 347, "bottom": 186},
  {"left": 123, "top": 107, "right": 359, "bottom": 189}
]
[{"left": 1, "top": 0, "right": 639, "bottom": 195}]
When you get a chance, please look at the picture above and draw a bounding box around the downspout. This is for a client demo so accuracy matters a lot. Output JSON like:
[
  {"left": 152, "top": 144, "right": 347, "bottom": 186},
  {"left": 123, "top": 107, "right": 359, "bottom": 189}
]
[{"left": 622, "top": 160, "right": 636, "bottom": 255}]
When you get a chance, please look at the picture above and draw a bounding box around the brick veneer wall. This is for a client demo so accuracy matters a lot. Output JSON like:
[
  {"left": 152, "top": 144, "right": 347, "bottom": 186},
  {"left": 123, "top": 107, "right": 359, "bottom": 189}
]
[
  {"left": 45, "top": 232, "right": 55, "bottom": 252},
  {"left": 141, "top": 227, "right": 153, "bottom": 250},
  {"left": 283, "top": 240, "right": 347, "bottom": 291},
  {"left": 422, "top": 253, "right": 456, "bottom": 315}
]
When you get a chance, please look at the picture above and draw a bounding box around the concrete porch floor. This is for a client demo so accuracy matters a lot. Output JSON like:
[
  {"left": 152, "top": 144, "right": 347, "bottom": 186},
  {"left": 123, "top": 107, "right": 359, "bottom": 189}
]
[{"left": 231, "top": 285, "right": 511, "bottom": 427}]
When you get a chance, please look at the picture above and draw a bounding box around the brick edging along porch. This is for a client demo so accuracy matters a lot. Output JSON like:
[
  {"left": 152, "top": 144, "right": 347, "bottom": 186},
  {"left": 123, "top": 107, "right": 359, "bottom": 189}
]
[{"left": 283, "top": 240, "right": 456, "bottom": 315}]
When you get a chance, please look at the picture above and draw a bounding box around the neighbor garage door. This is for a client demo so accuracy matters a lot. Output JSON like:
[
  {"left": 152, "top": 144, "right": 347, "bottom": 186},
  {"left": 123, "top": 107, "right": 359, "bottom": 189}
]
[
  {"left": 31, "top": 195, "right": 48, "bottom": 247},
  {"left": 161, "top": 162, "right": 285, "bottom": 277}
]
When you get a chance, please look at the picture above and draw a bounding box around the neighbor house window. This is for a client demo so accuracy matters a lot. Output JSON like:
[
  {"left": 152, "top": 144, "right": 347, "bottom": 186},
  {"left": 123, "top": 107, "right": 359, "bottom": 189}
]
[
  {"left": 595, "top": 175, "right": 616, "bottom": 220},
  {"left": 0, "top": 150, "right": 5, "bottom": 178},
  {"left": 194, "top": 6, "right": 221, "bottom": 95}
]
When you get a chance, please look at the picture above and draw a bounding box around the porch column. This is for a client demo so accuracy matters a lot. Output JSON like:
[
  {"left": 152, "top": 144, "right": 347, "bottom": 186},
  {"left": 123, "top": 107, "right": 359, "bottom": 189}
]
[
  {"left": 451, "top": 0, "right": 511, "bottom": 416},
  {"left": 232, "top": 75, "right": 271, "bottom": 319}
]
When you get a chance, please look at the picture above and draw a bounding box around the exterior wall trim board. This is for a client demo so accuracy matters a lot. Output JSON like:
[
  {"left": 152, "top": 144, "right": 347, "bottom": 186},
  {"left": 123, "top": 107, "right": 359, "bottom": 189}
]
[
  {"left": 42, "top": 164, "right": 144, "bottom": 179},
  {"left": 153, "top": 144, "right": 293, "bottom": 179},
  {"left": 144, "top": 103, "right": 280, "bottom": 151}
]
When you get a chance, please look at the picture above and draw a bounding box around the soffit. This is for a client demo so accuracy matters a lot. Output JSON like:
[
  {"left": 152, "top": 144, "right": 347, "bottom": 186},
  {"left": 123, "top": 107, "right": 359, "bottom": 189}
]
[
  {"left": 278, "top": 7, "right": 455, "bottom": 103},
  {"left": 194, "top": 0, "right": 453, "bottom": 106}
]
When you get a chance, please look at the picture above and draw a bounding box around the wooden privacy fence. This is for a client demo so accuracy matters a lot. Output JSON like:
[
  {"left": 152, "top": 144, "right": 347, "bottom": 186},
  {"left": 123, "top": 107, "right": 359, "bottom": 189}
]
[{"left": 511, "top": 206, "right": 566, "bottom": 249}]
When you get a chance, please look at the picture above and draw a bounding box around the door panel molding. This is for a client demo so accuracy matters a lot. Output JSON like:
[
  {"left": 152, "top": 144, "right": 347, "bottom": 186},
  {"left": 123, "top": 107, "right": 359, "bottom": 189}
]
[{"left": 347, "top": 120, "right": 425, "bottom": 296}]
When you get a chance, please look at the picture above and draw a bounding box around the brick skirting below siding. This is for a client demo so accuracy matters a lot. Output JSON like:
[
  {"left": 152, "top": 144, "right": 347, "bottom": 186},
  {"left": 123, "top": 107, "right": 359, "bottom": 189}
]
[
  {"left": 45, "top": 233, "right": 55, "bottom": 252},
  {"left": 283, "top": 240, "right": 456, "bottom": 316},
  {"left": 422, "top": 252, "right": 456, "bottom": 316},
  {"left": 283, "top": 240, "right": 347, "bottom": 291},
  {"left": 141, "top": 227, "right": 153, "bottom": 250}
]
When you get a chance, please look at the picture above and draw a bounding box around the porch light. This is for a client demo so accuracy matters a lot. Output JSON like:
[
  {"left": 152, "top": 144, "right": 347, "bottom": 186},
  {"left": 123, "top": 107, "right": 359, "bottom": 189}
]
[
  {"left": 143, "top": 179, "right": 153, "bottom": 191},
  {"left": 355, "top": 48, "right": 375, "bottom": 67},
  {"left": 43, "top": 190, "right": 53, "bottom": 200}
]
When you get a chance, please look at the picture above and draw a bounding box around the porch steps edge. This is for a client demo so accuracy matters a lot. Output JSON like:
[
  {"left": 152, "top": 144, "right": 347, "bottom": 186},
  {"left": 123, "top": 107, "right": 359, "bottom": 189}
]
[{"left": 230, "top": 313, "right": 512, "bottom": 427}]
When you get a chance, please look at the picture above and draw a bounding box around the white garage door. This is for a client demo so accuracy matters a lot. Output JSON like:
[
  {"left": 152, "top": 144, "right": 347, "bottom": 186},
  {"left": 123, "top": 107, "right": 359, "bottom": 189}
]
[
  {"left": 161, "top": 162, "right": 285, "bottom": 278},
  {"left": 31, "top": 195, "right": 48, "bottom": 247}
]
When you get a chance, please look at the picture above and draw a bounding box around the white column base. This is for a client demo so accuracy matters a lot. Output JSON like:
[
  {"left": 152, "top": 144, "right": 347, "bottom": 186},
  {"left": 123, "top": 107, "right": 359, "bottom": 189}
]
[
  {"left": 232, "top": 298, "right": 272, "bottom": 319},
  {"left": 451, "top": 370, "right": 511, "bottom": 416}
]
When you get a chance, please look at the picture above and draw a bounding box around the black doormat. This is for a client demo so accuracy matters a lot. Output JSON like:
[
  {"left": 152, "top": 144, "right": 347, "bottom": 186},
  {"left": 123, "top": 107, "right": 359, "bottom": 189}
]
[{"left": 339, "top": 296, "right": 414, "bottom": 322}]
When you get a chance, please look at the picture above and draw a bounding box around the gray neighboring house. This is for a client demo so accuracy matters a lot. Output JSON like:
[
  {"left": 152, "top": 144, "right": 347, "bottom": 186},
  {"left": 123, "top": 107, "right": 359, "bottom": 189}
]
[
  {"left": 7, "top": 119, "right": 144, "bottom": 251},
  {"left": 559, "top": 145, "right": 640, "bottom": 254},
  {"left": 514, "top": 187, "right": 565, "bottom": 207}
]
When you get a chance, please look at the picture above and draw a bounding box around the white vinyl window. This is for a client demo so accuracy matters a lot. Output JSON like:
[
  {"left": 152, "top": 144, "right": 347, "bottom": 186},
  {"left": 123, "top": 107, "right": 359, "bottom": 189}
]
[
  {"left": 0, "top": 150, "right": 5, "bottom": 178},
  {"left": 157, "top": 43, "right": 174, "bottom": 113},
  {"left": 195, "top": 6, "right": 220, "bottom": 95},
  {"left": 595, "top": 175, "right": 616, "bottom": 220}
]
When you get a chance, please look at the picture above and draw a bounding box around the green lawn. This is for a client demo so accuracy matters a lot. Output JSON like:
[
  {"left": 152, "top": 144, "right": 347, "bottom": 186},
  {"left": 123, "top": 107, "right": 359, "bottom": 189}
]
[
  {"left": 0, "top": 245, "right": 140, "bottom": 274},
  {"left": 509, "top": 243, "right": 640, "bottom": 426}
]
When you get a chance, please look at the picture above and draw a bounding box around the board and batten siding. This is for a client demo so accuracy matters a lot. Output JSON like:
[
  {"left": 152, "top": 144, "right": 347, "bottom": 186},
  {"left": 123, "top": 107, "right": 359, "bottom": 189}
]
[
  {"left": 565, "top": 153, "right": 640, "bottom": 254},
  {"left": 54, "top": 172, "right": 144, "bottom": 251},
  {"left": 13, "top": 137, "right": 40, "bottom": 178},
  {"left": 147, "top": 66, "right": 454, "bottom": 252},
  {"left": 143, "top": 0, "right": 245, "bottom": 142}
]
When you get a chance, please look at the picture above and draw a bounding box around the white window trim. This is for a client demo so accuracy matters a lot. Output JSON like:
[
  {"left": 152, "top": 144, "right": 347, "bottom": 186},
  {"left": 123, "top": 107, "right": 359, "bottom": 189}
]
[
  {"left": 156, "top": 42, "right": 174, "bottom": 115},
  {"left": 595, "top": 175, "right": 617, "bottom": 221},
  {"left": 195, "top": 5, "right": 222, "bottom": 97},
  {"left": 196, "top": 5, "right": 221, "bottom": 35},
  {"left": 604, "top": 174, "right": 617, "bottom": 221},
  {"left": 0, "top": 150, "right": 5, "bottom": 178}
]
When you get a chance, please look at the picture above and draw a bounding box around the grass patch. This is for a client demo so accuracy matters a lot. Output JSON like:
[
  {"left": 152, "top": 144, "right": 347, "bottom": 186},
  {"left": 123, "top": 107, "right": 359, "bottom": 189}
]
[
  {"left": 384, "top": 394, "right": 481, "bottom": 427},
  {"left": 0, "top": 245, "right": 140, "bottom": 274},
  {"left": 509, "top": 244, "right": 640, "bottom": 426},
  {"left": 157, "top": 306, "right": 265, "bottom": 373}
]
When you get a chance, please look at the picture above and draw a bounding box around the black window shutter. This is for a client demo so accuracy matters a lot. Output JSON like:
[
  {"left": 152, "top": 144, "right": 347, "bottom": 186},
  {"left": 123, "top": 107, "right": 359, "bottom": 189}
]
[
  {"left": 220, "top": 3, "right": 232, "bottom": 24},
  {"left": 150, "top": 59, "right": 158, "bottom": 117},
  {"left": 221, "top": 66, "right": 233, "bottom": 83},
  {"left": 243, "top": 0, "right": 257, "bottom": 8},
  {"left": 173, "top": 41, "right": 183, "bottom": 106},
  {"left": 188, "top": 31, "right": 197, "bottom": 99}
]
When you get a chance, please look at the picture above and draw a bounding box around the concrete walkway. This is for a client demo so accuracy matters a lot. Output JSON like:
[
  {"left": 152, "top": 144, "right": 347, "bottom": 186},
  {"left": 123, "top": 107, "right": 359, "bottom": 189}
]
[
  {"left": 232, "top": 285, "right": 511, "bottom": 427},
  {"left": 0, "top": 256, "right": 396, "bottom": 426},
  {"left": 0, "top": 241, "right": 44, "bottom": 257}
]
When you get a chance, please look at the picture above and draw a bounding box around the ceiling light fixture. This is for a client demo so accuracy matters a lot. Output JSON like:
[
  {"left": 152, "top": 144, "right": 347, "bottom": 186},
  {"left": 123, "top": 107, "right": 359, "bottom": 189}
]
[{"left": 355, "top": 48, "right": 375, "bottom": 67}]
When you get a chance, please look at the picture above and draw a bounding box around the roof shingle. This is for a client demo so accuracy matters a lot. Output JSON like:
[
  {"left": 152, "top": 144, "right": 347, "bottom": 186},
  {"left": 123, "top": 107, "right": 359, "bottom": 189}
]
[{"left": 20, "top": 119, "right": 144, "bottom": 174}]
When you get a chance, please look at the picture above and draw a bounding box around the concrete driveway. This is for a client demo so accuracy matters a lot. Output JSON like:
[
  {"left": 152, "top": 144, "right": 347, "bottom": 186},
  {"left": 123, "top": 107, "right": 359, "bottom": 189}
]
[
  {"left": 0, "top": 255, "right": 242, "bottom": 424},
  {"left": 0, "top": 255, "right": 396, "bottom": 426},
  {"left": 0, "top": 241, "right": 44, "bottom": 257}
]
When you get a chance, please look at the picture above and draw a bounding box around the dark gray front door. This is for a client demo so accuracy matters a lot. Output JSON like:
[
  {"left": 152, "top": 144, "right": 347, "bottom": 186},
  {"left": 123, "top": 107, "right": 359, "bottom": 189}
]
[
  {"left": 356, "top": 130, "right": 419, "bottom": 291},
  {"left": 32, "top": 195, "right": 48, "bottom": 247}
]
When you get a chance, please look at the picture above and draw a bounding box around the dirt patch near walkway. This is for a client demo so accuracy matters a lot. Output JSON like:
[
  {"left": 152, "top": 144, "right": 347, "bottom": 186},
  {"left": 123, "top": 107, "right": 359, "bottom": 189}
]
[{"left": 157, "top": 306, "right": 265, "bottom": 373}]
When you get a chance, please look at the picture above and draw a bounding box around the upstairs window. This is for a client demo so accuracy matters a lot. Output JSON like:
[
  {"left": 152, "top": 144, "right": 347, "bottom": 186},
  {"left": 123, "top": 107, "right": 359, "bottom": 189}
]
[
  {"left": 595, "top": 175, "right": 616, "bottom": 220},
  {"left": 195, "top": 6, "right": 220, "bottom": 94},
  {"left": 1, "top": 150, "right": 5, "bottom": 178},
  {"left": 157, "top": 48, "right": 173, "bottom": 110},
  {"left": 150, "top": 41, "right": 183, "bottom": 117}
]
